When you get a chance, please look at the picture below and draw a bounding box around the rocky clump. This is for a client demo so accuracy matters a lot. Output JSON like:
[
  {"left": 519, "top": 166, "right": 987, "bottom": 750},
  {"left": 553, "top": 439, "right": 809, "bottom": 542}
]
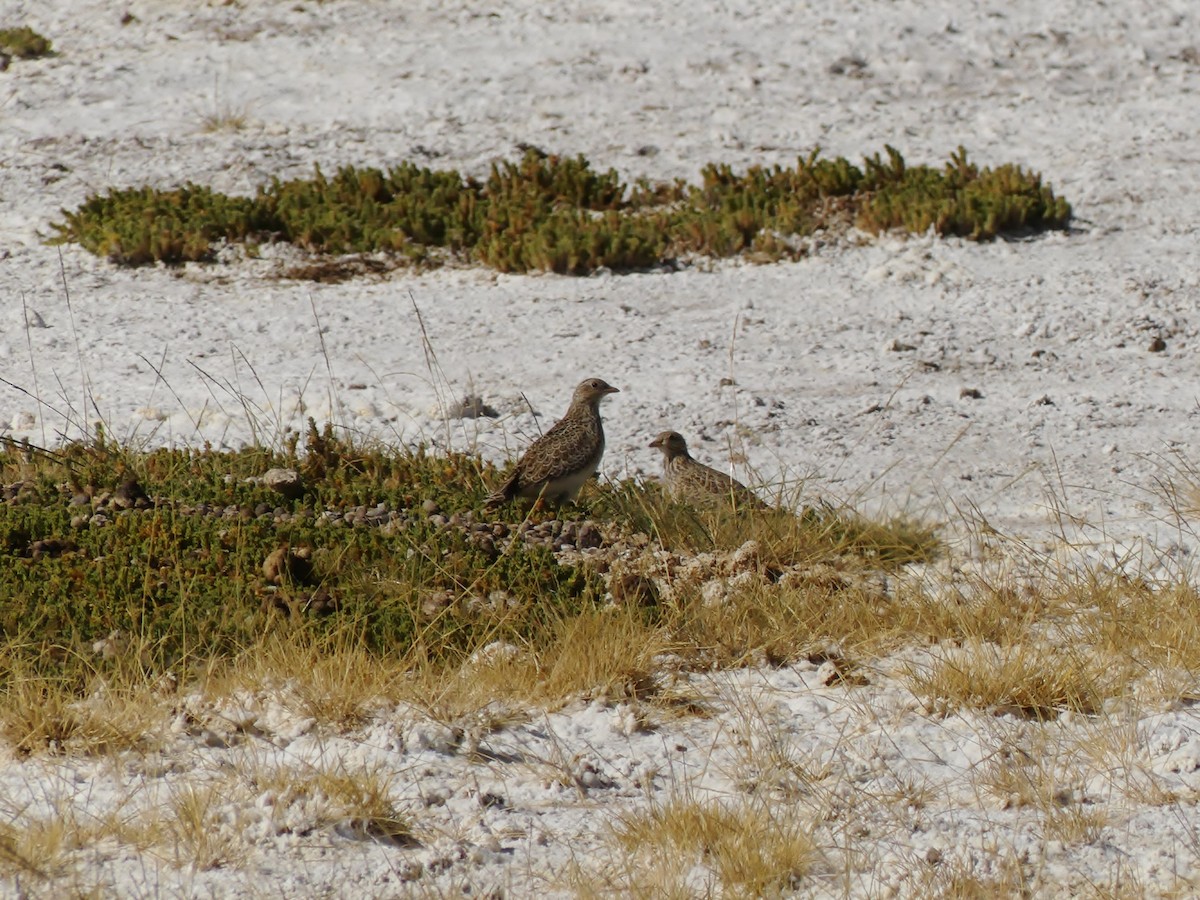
[
  {"left": 560, "top": 537, "right": 890, "bottom": 609},
  {"left": 262, "top": 546, "right": 315, "bottom": 585},
  {"left": 6, "top": 475, "right": 619, "bottom": 558},
  {"left": 260, "top": 467, "right": 305, "bottom": 498},
  {"left": 448, "top": 395, "right": 499, "bottom": 419}
]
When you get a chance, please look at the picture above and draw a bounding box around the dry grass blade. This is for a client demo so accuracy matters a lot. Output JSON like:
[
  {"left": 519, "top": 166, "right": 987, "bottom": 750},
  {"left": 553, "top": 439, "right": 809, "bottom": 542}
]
[
  {"left": 0, "top": 823, "right": 46, "bottom": 879},
  {"left": 912, "top": 854, "right": 1034, "bottom": 899}
]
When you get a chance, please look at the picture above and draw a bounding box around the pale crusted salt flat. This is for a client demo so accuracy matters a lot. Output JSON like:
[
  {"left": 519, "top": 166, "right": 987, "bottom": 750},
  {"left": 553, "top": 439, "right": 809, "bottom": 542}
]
[
  {"left": 4, "top": 662, "right": 1200, "bottom": 896},
  {"left": 3, "top": 0, "right": 1200, "bottom": 895}
]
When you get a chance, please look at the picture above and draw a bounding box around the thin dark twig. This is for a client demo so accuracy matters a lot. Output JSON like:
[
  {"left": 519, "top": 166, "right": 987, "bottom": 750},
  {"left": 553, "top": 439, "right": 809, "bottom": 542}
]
[
  {"left": 19, "top": 291, "right": 47, "bottom": 446},
  {"left": 0, "top": 434, "right": 70, "bottom": 466},
  {"left": 309, "top": 292, "right": 343, "bottom": 434},
  {"left": 137, "top": 350, "right": 202, "bottom": 437},
  {"left": 0, "top": 376, "right": 71, "bottom": 423},
  {"left": 57, "top": 246, "right": 95, "bottom": 440},
  {"left": 519, "top": 391, "right": 544, "bottom": 438}
]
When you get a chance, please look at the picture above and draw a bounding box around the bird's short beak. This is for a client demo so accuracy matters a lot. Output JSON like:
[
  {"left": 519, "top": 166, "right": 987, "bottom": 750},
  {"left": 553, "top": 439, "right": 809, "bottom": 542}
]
[
  {"left": 605, "top": 386, "right": 620, "bottom": 394},
  {"left": 648, "top": 436, "right": 661, "bottom": 448}
]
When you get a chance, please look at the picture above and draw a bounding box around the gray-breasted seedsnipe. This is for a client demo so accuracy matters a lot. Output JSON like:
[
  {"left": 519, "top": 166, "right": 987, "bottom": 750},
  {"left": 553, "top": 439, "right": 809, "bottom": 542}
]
[
  {"left": 648, "top": 430, "right": 765, "bottom": 508},
  {"left": 486, "top": 377, "right": 620, "bottom": 507}
]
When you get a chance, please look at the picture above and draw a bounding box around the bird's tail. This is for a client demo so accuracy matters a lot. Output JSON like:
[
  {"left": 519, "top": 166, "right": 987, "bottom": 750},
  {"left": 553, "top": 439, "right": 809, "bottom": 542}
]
[{"left": 484, "top": 472, "right": 518, "bottom": 509}]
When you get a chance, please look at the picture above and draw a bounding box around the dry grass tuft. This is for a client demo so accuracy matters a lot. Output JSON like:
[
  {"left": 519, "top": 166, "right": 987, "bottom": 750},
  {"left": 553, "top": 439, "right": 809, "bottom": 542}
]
[
  {"left": 906, "top": 640, "right": 1121, "bottom": 718},
  {"left": 244, "top": 759, "right": 414, "bottom": 845},
  {"left": 913, "top": 854, "right": 1033, "bottom": 899},
  {"left": 1082, "top": 578, "right": 1200, "bottom": 678},
  {"left": 1042, "top": 804, "right": 1108, "bottom": 845},
  {"left": 0, "top": 791, "right": 160, "bottom": 884},
  {"left": 166, "top": 783, "right": 242, "bottom": 870},
  {"left": 0, "top": 661, "right": 172, "bottom": 757},
  {"left": 721, "top": 689, "right": 833, "bottom": 799},
  {"left": 196, "top": 80, "right": 252, "bottom": 134},
  {"left": 657, "top": 563, "right": 1053, "bottom": 671},
  {"left": 398, "top": 603, "right": 666, "bottom": 722},
  {"left": 671, "top": 576, "right": 894, "bottom": 666},
  {"left": 200, "top": 107, "right": 250, "bottom": 133},
  {"left": 535, "top": 606, "right": 665, "bottom": 702},
  {"left": 593, "top": 795, "right": 819, "bottom": 896},
  {"left": 202, "top": 630, "right": 407, "bottom": 728},
  {"left": 977, "top": 729, "right": 1087, "bottom": 814},
  {"left": 0, "top": 786, "right": 168, "bottom": 886}
]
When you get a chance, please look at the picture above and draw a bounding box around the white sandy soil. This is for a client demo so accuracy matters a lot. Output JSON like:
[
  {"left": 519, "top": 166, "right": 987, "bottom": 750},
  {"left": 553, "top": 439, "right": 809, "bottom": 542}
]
[{"left": 3, "top": 0, "right": 1200, "bottom": 895}]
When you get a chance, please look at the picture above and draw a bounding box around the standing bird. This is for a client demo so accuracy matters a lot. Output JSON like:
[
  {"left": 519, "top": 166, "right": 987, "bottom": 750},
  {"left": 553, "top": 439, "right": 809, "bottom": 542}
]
[
  {"left": 486, "top": 377, "right": 620, "bottom": 507},
  {"left": 648, "top": 430, "right": 765, "bottom": 508}
]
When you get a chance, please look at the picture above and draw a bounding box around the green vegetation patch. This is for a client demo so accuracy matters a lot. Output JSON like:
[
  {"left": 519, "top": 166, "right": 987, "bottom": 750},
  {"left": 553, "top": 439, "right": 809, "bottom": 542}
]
[
  {"left": 0, "top": 427, "right": 934, "bottom": 691},
  {"left": 0, "top": 426, "right": 597, "bottom": 677},
  {"left": 50, "top": 146, "right": 1072, "bottom": 273},
  {"left": 0, "top": 27, "right": 53, "bottom": 59},
  {"left": 54, "top": 185, "right": 265, "bottom": 266}
]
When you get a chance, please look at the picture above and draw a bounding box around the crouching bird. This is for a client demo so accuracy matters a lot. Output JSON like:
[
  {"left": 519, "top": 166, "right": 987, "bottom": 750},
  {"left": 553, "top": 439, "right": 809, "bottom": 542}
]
[
  {"left": 486, "top": 377, "right": 620, "bottom": 507},
  {"left": 648, "top": 430, "right": 765, "bottom": 508}
]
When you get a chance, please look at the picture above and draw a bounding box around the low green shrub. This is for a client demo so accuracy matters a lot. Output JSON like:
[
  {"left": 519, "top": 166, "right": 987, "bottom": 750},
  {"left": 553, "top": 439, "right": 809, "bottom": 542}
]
[
  {"left": 857, "top": 146, "right": 1072, "bottom": 239},
  {"left": 0, "top": 26, "right": 53, "bottom": 59},
  {"left": 263, "top": 163, "right": 483, "bottom": 256},
  {"left": 50, "top": 147, "right": 1072, "bottom": 275},
  {"left": 52, "top": 185, "right": 263, "bottom": 265},
  {"left": 0, "top": 425, "right": 600, "bottom": 673}
]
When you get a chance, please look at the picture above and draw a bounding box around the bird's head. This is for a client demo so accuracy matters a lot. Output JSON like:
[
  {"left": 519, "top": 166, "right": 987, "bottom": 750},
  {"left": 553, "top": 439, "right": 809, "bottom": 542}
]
[
  {"left": 573, "top": 377, "right": 620, "bottom": 406},
  {"left": 648, "top": 430, "right": 689, "bottom": 459}
]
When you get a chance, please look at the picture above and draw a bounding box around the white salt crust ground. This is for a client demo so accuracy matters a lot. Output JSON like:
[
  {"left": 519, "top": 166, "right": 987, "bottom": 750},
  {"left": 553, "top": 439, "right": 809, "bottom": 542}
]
[{"left": 2, "top": 0, "right": 1200, "bottom": 895}]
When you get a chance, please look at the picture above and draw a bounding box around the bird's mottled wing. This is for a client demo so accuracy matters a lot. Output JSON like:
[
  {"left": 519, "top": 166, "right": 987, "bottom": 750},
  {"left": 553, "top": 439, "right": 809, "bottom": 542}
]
[
  {"left": 514, "top": 415, "right": 601, "bottom": 486},
  {"left": 673, "top": 457, "right": 763, "bottom": 506}
]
